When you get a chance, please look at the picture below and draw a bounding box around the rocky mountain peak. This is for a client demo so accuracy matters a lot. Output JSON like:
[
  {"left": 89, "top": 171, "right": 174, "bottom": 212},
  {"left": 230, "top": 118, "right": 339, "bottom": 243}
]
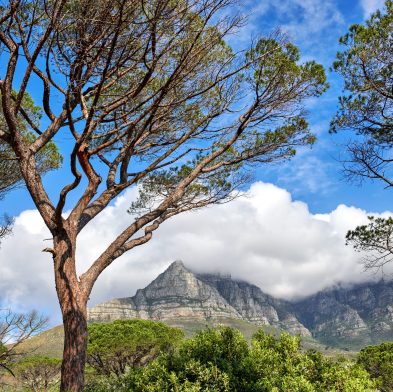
[
  {"left": 88, "top": 261, "right": 310, "bottom": 336},
  {"left": 88, "top": 261, "right": 393, "bottom": 349},
  {"left": 167, "top": 260, "right": 186, "bottom": 270}
]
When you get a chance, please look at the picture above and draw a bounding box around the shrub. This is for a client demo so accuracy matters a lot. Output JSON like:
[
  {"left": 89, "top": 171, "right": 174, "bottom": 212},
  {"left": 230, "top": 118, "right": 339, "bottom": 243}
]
[
  {"left": 357, "top": 342, "right": 393, "bottom": 392},
  {"left": 14, "top": 355, "right": 61, "bottom": 392}
]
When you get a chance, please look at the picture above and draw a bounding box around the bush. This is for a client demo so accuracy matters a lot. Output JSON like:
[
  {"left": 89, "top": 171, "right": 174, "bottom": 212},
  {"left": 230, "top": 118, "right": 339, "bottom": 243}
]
[
  {"left": 13, "top": 355, "right": 61, "bottom": 392},
  {"left": 239, "top": 330, "right": 374, "bottom": 392},
  {"left": 357, "top": 342, "right": 393, "bottom": 392}
]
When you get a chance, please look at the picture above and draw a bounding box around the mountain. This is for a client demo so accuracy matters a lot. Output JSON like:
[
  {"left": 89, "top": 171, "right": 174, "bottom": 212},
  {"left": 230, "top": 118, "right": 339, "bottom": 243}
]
[
  {"left": 88, "top": 261, "right": 393, "bottom": 349},
  {"left": 88, "top": 261, "right": 240, "bottom": 322},
  {"left": 294, "top": 281, "right": 393, "bottom": 349}
]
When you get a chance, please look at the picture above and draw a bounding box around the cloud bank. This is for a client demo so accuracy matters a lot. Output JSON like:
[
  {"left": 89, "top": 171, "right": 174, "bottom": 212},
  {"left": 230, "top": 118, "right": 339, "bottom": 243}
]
[{"left": 0, "top": 182, "right": 390, "bottom": 324}]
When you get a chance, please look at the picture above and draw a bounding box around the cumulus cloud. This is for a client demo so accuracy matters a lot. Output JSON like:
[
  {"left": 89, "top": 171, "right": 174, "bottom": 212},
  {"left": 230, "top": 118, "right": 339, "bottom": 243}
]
[
  {"left": 360, "top": 0, "right": 385, "bottom": 17},
  {"left": 0, "top": 182, "right": 390, "bottom": 325}
]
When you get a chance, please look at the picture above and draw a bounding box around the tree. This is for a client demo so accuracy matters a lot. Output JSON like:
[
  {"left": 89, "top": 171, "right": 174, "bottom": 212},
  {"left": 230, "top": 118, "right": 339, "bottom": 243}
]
[
  {"left": 87, "top": 320, "right": 183, "bottom": 377},
  {"left": 176, "top": 325, "right": 248, "bottom": 386},
  {"left": 14, "top": 355, "right": 61, "bottom": 392},
  {"left": 0, "top": 1, "right": 328, "bottom": 390},
  {"left": 331, "top": 1, "right": 393, "bottom": 268},
  {"left": 0, "top": 309, "right": 48, "bottom": 377},
  {"left": 357, "top": 342, "right": 393, "bottom": 392}
]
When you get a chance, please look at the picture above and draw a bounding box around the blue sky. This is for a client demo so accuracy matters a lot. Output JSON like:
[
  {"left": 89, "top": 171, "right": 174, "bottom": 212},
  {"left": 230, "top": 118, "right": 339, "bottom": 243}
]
[
  {"left": 1, "top": 0, "right": 392, "bottom": 322},
  {"left": 1, "top": 0, "right": 390, "bottom": 217},
  {"left": 238, "top": 0, "right": 390, "bottom": 214}
]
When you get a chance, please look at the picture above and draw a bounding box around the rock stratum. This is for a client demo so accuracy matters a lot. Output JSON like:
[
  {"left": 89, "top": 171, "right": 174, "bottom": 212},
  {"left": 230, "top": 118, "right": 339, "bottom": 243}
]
[{"left": 88, "top": 261, "right": 393, "bottom": 349}]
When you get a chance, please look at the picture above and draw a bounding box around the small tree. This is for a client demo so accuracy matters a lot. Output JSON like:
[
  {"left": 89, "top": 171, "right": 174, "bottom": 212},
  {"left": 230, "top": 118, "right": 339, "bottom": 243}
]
[
  {"left": 14, "top": 356, "right": 61, "bottom": 392},
  {"left": 331, "top": 1, "right": 393, "bottom": 268},
  {"left": 0, "top": 0, "right": 328, "bottom": 389},
  {"left": 87, "top": 320, "right": 183, "bottom": 377},
  {"left": 0, "top": 309, "right": 48, "bottom": 376}
]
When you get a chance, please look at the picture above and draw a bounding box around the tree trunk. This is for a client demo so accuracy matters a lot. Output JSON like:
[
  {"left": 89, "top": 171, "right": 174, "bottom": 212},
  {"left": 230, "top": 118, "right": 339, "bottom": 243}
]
[
  {"left": 54, "top": 233, "right": 89, "bottom": 392},
  {"left": 60, "top": 302, "right": 88, "bottom": 392}
]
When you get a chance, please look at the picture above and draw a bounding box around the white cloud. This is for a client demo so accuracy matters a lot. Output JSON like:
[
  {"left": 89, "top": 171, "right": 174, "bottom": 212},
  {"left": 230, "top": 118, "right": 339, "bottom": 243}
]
[
  {"left": 270, "top": 0, "right": 343, "bottom": 40},
  {"left": 360, "top": 0, "right": 385, "bottom": 17},
  {"left": 232, "top": 0, "right": 344, "bottom": 63},
  {"left": 0, "top": 182, "right": 390, "bottom": 325}
]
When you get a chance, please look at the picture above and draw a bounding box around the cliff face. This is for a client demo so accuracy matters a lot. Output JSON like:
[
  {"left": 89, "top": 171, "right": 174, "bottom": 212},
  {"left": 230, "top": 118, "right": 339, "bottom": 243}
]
[
  {"left": 196, "top": 274, "right": 311, "bottom": 337},
  {"left": 88, "top": 261, "right": 393, "bottom": 348},
  {"left": 294, "top": 281, "right": 393, "bottom": 348}
]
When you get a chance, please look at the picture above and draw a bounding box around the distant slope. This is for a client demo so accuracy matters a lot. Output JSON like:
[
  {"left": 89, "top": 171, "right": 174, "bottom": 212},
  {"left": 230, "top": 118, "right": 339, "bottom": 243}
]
[{"left": 16, "top": 325, "right": 64, "bottom": 358}]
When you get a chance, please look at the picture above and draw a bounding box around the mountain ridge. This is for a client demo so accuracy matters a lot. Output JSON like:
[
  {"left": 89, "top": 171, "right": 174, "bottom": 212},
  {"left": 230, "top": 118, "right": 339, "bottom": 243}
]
[{"left": 88, "top": 261, "right": 393, "bottom": 349}]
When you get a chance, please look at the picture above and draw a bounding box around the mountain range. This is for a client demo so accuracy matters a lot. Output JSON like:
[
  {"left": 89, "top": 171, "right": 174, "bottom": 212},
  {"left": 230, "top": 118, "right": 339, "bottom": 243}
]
[{"left": 88, "top": 261, "right": 393, "bottom": 349}]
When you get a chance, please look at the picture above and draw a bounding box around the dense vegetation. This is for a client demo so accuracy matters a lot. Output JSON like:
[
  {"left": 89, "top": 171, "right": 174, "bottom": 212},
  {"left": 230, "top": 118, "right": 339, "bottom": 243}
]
[
  {"left": 80, "top": 321, "right": 378, "bottom": 392},
  {"left": 2, "top": 319, "right": 393, "bottom": 391}
]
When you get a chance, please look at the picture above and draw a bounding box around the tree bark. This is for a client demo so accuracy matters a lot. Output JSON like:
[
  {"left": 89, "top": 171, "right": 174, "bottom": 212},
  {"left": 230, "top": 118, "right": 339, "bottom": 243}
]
[
  {"left": 54, "top": 232, "right": 89, "bottom": 392},
  {"left": 60, "top": 303, "right": 87, "bottom": 392}
]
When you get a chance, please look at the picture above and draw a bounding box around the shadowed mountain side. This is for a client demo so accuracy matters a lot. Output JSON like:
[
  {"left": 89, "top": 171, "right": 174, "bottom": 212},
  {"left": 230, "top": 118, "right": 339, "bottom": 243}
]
[{"left": 294, "top": 281, "right": 393, "bottom": 349}]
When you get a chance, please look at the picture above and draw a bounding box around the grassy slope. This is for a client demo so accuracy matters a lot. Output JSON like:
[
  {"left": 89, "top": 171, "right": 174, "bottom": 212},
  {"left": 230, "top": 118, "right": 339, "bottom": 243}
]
[{"left": 16, "top": 325, "right": 64, "bottom": 358}]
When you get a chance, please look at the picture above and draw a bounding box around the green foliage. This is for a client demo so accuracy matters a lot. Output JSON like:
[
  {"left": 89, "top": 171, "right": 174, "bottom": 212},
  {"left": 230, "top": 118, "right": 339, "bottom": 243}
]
[
  {"left": 84, "top": 360, "right": 231, "bottom": 392},
  {"left": 0, "top": 92, "right": 62, "bottom": 199},
  {"left": 84, "top": 326, "right": 376, "bottom": 392},
  {"left": 247, "top": 38, "right": 328, "bottom": 98},
  {"left": 125, "top": 359, "right": 231, "bottom": 392},
  {"left": 357, "top": 342, "right": 393, "bottom": 391},
  {"left": 346, "top": 216, "right": 393, "bottom": 250},
  {"left": 87, "top": 320, "right": 184, "bottom": 377},
  {"left": 13, "top": 355, "right": 61, "bottom": 392},
  {"left": 346, "top": 216, "right": 393, "bottom": 269},
  {"left": 173, "top": 326, "right": 248, "bottom": 389},
  {"left": 240, "top": 331, "right": 374, "bottom": 392}
]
